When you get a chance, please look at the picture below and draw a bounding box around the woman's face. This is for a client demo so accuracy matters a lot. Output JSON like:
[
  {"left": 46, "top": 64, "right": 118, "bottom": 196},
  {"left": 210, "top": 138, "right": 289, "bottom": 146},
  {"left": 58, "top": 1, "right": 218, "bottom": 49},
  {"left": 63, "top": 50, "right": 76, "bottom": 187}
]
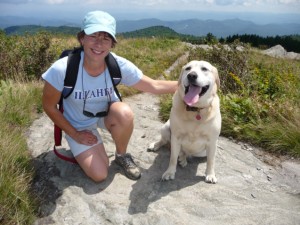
[{"left": 80, "top": 32, "right": 113, "bottom": 62}]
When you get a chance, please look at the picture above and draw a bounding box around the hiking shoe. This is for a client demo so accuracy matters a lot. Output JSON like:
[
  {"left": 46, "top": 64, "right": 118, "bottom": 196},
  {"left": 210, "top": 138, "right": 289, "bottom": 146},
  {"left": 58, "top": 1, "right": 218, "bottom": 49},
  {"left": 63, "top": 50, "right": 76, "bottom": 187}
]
[{"left": 115, "top": 153, "right": 141, "bottom": 180}]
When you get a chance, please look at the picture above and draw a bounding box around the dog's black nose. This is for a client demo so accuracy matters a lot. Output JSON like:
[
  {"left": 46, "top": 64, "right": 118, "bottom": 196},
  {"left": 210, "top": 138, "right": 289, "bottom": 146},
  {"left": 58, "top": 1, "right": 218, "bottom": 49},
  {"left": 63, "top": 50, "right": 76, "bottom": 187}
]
[{"left": 187, "top": 72, "right": 197, "bottom": 82}]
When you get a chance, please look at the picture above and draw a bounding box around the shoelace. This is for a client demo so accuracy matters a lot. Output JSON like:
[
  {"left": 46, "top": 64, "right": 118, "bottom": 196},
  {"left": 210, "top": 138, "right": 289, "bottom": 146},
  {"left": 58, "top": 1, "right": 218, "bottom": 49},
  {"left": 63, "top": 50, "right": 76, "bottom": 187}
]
[{"left": 122, "top": 154, "right": 136, "bottom": 168}]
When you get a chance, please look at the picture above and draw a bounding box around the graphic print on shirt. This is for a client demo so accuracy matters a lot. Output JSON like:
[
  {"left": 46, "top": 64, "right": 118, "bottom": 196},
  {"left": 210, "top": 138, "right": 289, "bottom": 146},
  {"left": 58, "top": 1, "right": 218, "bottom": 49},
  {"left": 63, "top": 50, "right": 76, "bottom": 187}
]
[{"left": 74, "top": 87, "right": 114, "bottom": 100}]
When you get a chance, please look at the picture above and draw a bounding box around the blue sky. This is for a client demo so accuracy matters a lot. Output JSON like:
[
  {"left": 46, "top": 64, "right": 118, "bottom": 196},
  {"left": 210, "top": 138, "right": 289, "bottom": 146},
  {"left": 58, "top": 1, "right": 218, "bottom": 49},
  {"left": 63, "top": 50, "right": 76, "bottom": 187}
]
[{"left": 0, "top": 0, "right": 300, "bottom": 24}]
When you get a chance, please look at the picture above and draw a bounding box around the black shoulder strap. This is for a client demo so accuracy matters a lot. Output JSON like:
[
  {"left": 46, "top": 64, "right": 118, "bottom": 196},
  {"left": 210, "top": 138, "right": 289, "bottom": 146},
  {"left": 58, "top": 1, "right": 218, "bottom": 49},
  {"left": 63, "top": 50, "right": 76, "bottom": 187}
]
[
  {"left": 62, "top": 47, "right": 82, "bottom": 99},
  {"left": 105, "top": 53, "right": 122, "bottom": 101},
  {"left": 54, "top": 48, "right": 82, "bottom": 162},
  {"left": 61, "top": 49, "right": 122, "bottom": 101}
]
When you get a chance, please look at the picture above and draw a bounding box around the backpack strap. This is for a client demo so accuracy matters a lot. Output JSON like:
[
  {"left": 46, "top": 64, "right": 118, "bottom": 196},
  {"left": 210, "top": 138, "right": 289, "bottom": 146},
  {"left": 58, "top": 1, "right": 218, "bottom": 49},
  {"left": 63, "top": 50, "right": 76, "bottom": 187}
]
[
  {"left": 53, "top": 146, "right": 78, "bottom": 164},
  {"left": 54, "top": 48, "right": 82, "bottom": 164},
  {"left": 62, "top": 47, "right": 82, "bottom": 99},
  {"left": 105, "top": 52, "right": 122, "bottom": 101},
  {"left": 62, "top": 49, "right": 122, "bottom": 100},
  {"left": 54, "top": 47, "right": 82, "bottom": 146}
]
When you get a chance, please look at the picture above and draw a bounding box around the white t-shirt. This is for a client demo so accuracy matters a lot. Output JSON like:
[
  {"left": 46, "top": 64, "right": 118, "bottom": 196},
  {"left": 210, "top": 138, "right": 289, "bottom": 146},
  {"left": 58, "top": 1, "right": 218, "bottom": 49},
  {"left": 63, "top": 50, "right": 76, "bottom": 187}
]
[{"left": 42, "top": 51, "right": 143, "bottom": 129}]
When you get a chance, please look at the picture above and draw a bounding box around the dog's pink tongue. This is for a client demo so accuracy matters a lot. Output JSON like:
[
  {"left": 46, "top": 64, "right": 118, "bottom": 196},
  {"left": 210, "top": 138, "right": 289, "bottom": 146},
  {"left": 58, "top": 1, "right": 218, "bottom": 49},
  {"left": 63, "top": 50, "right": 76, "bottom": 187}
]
[{"left": 184, "top": 85, "right": 201, "bottom": 106}]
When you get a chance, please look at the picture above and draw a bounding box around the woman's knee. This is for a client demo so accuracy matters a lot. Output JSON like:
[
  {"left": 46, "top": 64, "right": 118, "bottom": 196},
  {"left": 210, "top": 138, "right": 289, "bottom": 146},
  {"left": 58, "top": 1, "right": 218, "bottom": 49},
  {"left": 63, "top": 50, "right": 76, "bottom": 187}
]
[
  {"left": 88, "top": 167, "right": 108, "bottom": 183},
  {"left": 75, "top": 145, "right": 109, "bottom": 182},
  {"left": 107, "top": 102, "right": 134, "bottom": 125}
]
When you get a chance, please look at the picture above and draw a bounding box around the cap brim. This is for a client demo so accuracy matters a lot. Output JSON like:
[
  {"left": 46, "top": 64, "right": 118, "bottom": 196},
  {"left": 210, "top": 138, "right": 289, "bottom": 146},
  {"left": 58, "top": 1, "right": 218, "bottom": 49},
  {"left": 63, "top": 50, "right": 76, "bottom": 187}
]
[{"left": 84, "top": 26, "right": 117, "bottom": 42}]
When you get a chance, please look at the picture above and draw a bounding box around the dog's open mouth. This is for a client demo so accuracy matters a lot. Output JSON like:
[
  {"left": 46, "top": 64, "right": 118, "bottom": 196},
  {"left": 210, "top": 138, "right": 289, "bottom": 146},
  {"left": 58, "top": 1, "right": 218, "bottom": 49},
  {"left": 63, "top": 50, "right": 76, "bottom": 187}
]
[{"left": 184, "top": 85, "right": 209, "bottom": 106}]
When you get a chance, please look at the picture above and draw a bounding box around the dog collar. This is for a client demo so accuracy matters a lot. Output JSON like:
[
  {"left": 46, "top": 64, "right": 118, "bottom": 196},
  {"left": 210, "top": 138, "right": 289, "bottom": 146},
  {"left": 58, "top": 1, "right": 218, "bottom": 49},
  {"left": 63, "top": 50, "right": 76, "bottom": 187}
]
[
  {"left": 186, "top": 105, "right": 200, "bottom": 112},
  {"left": 186, "top": 105, "right": 203, "bottom": 120}
]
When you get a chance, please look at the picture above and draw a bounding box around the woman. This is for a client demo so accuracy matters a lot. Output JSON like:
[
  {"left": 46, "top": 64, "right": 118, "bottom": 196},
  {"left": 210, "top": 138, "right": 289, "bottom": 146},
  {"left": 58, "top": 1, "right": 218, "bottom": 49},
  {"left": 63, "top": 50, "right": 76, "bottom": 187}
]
[{"left": 42, "top": 11, "right": 177, "bottom": 182}]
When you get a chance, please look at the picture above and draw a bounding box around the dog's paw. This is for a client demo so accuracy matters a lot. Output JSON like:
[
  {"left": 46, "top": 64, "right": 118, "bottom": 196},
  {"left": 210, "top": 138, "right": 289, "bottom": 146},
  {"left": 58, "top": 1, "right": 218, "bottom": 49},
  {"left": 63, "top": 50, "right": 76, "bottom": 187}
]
[
  {"left": 147, "top": 142, "right": 159, "bottom": 152},
  {"left": 178, "top": 153, "right": 187, "bottom": 167},
  {"left": 178, "top": 158, "right": 187, "bottom": 167},
  {"left": 162, "top": 169, "right": 176, "bottom": 180},
  {"left": 205, "top": 174, "right": 217, "bottom": 184}
]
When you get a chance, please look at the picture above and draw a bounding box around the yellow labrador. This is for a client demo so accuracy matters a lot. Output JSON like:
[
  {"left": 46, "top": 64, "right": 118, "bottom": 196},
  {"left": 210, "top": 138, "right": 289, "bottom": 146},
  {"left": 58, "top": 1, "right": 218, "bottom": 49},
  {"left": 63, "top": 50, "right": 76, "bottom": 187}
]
[{"left": 149, "top": 60, "right": 221, "bottom": 183}]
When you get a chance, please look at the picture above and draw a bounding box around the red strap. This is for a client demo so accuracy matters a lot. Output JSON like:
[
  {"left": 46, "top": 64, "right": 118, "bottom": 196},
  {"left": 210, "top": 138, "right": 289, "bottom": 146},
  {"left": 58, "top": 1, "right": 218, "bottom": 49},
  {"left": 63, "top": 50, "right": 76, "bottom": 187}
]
[
  {"left": 53, "top": 101, "right": 77, "bottom": 163},
  {"left": 53, "top": 145, "right": 78, "bottom": 164},
  {"left": 54, "top": 102, "right": 64, "bottom": 146},
  {"left": 54, "top": 124, "right": 62, "bottom": 146}
]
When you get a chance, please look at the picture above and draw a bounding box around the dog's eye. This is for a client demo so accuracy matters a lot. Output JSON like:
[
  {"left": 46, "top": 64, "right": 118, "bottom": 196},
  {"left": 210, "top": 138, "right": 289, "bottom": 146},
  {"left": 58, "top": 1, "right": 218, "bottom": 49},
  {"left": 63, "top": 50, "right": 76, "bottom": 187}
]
[
  {"left": 201, "top": 67, "right": 208, "bottom": 72},
  {"left": 185, "top": 66, "right": 191, "bottom": 71}
]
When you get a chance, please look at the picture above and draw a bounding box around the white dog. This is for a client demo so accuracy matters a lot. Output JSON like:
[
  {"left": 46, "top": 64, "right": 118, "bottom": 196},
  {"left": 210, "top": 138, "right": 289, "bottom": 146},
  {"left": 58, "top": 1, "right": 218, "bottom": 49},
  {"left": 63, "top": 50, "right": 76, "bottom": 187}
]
[{"left": 149, "top": 60, "right": 221, "bottom": 183}]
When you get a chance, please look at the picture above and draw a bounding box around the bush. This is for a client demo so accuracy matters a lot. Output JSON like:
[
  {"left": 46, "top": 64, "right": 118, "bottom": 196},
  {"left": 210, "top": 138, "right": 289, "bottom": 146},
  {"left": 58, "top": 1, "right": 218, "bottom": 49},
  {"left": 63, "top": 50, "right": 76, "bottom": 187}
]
[
  {"left": 0, "top": 31, "right": 77, "bottom": 82},
  {"left": 188, "top": 41, "right": 250, "bottom": 94}
]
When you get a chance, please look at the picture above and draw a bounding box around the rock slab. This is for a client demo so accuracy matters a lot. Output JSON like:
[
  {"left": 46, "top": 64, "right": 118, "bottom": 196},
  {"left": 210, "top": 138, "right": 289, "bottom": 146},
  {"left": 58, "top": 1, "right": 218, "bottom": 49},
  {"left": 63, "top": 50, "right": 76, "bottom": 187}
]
[{"left": 28, "top": 93, "right": 300, "bottom": 225}]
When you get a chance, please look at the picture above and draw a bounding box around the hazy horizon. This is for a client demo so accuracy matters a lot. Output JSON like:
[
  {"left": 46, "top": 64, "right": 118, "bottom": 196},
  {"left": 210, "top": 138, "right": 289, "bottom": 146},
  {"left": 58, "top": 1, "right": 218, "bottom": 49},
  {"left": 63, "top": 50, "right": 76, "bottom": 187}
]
[{"left": 1, "top": 0, "right": 300, "bottom": 27}]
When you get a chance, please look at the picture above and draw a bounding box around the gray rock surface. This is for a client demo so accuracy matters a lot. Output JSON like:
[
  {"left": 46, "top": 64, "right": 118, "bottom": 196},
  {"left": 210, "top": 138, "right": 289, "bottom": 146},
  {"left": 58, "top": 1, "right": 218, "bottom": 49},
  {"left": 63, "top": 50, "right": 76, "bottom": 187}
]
[
  {"left": 262, "top": 45, "right": 300, "bottom": 60},
  {"left": 28, "top": 92, "right": 300, "bottom": 225}
]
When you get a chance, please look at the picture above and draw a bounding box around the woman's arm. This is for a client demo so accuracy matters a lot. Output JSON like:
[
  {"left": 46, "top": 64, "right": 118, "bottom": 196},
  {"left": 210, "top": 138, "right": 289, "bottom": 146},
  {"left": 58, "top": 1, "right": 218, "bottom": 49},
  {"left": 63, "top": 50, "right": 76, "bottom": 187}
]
[
  {"left": 42, "top": 82, "right": 78, "bottom": 138},
  {"left": 132, "top": 75, "right": 178, "bottom": 94},
  {"left": 42, "top": 82, "right": 97, "bottom": 145}
]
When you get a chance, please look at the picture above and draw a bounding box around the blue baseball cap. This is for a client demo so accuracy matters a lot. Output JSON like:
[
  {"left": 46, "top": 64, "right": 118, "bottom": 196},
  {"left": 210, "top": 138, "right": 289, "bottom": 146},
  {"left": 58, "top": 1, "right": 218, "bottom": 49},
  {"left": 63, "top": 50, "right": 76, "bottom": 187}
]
[{"left": 82, "top": 11, "right": 117, "bottom": 42}]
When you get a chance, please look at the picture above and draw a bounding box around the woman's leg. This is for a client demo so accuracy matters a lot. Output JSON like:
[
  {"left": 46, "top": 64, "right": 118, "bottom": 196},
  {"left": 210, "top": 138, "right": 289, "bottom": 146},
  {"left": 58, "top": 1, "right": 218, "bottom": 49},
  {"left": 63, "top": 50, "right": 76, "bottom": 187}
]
[
  {"left": 104, "top": 102, "right": 134, "bottom": 154},
  {"left": 104, "top": 102, "right": 141, "bottom": 180},
  {"left": 75, "top": 143, "right": 109, "bottom": 182},
  {"left": 66, "top": 127, "right": 109, "bottom": 182}
]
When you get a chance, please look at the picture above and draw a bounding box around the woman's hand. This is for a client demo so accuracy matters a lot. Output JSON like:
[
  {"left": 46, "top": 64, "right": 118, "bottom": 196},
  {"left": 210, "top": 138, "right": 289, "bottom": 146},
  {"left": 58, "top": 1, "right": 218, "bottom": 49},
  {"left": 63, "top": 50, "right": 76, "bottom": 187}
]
[{"left": 74, "top": 130, "right": 98, "bottom": 146}]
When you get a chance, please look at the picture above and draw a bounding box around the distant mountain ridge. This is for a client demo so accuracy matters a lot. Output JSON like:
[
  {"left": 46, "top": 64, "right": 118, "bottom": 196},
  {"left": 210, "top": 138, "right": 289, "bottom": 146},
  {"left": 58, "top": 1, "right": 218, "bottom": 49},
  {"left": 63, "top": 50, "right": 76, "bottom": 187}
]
[
  {"left": 1, "top": 16, "right": 300, "bottom": 37},
  {"left": 117, "top": 18, "right": 300, "bottom": 37},
  {"left": 4, "top": 25, "right": 80, "bottom": 36}
]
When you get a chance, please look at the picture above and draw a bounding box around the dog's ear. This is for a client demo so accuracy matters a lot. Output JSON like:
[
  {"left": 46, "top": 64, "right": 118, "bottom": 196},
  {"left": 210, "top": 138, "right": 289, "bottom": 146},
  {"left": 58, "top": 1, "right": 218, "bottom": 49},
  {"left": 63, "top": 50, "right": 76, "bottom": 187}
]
[{"left": 212, "top": 66, "right": 220, "bottom": 89}]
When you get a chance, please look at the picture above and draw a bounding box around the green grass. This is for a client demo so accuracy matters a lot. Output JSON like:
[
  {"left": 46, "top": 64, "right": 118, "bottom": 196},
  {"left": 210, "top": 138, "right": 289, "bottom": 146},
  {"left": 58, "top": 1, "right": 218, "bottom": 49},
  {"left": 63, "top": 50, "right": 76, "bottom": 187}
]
[
  {"left": 221, "top": 50, "right": 300, "bottom": 156},
  {"left": 0, "top": 80, "right": 42, "bottom": 225},
  {"left": 114, "top": 37, "right": 187, "bottom": 96}
]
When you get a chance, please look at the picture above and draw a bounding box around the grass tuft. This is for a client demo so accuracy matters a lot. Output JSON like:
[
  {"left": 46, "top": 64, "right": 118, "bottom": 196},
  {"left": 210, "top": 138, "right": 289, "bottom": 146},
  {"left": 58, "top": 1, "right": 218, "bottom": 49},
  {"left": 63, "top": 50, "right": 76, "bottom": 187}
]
[{"left": 0, "top": 80, "right": 42, "bottom": 224}]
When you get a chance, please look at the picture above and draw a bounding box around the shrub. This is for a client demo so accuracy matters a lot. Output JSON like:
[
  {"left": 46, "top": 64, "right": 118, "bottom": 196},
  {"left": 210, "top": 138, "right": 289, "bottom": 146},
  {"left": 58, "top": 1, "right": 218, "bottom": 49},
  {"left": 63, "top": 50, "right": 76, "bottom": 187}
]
[
  {"left": 0, "top": 32, "right": 77, "bottom": 82},
  {"left": 188, "top": 41, "right": 250, "bottom": 94}
]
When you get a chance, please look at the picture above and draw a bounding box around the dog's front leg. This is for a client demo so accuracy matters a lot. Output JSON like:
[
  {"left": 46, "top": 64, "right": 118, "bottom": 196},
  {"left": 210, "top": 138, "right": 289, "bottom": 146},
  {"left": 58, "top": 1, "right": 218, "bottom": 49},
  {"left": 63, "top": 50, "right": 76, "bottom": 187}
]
[
  {"left": 205, "top": 140, "right": 217, "bottom": 183},
  {"left": 162, "top": 135, "right": 181, "bottom": 180}
]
